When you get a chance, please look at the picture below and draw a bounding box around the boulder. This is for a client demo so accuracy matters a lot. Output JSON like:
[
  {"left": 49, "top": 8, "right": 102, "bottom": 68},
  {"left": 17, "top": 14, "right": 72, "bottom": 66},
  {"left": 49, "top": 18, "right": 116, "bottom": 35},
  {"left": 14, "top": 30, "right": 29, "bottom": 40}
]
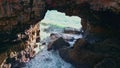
[
  {"left": 47, "top": 37, "right": 70, "bottom": 51},
  {"left": 59, "top": 38, "right": 120, "bottom": 68}
]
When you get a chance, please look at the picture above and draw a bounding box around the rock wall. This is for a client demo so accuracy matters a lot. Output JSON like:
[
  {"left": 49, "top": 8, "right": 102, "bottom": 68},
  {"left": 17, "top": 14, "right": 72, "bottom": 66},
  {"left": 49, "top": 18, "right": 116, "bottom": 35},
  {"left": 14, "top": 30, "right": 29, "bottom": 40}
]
[
  {"left": 46, "top": 0, "right": 120, "bottom": 68},
  {"left": 0, "top": 0, "right": 120, "bottom": 67},
  {"left": 0, "top": 0, "right": 46, "bottom": 65},
  {"left": 0, "top": 0, "right": 46, "bottom": 44},
  {"left": 46, "top": 0, "right": 120, "bottom": 34}
]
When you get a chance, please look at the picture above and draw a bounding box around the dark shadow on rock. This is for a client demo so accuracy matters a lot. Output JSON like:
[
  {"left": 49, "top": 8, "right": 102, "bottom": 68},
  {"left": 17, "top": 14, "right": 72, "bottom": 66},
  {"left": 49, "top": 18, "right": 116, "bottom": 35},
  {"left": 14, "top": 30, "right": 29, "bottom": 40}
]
[
  {"left": 47, "top": 37, "right": 70, "bottom": 51},
  {"left": 59, "top": 48, "right": 93, "bottom": 68}
]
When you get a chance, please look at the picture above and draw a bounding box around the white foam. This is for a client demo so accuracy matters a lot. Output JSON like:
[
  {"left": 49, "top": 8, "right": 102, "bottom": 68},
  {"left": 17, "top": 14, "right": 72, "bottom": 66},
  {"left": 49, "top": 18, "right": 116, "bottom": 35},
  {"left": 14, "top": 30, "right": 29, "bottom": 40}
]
[{"left": 25, "top": 46, "right": 74, "bottom": 68}]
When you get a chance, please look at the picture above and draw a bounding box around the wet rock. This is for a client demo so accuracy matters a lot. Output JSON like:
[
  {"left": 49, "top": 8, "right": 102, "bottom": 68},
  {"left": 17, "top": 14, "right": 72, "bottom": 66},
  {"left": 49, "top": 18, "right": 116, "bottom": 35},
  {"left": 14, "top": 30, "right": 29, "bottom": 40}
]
[
  {"left": 64, "top": 27, "right": 80, "bottom": 34},
  {"left": 59, "top": 39, "right": 98, "bottom": 67},
  {"left": 59, "top": 38, "right": 120, "bottom": 68},
  {"left": 47, "top": 37, "right": 70, "bottom": 51},
  {"left": 59, "top": 48, "right": 71, "bottom": 63}
]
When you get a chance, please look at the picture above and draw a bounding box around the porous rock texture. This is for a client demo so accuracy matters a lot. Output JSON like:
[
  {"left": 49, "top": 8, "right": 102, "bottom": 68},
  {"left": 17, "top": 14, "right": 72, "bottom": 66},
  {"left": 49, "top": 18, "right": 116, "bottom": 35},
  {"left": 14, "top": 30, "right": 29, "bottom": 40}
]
[
  {"left": 46, "top": 0, "right": 120, "bottom": 68},
  {"left": 0, "top": 0, "right": 46, "bottom": 65},
  {"left": 0, "top": 0, "right": 120, "bottom": 67}
]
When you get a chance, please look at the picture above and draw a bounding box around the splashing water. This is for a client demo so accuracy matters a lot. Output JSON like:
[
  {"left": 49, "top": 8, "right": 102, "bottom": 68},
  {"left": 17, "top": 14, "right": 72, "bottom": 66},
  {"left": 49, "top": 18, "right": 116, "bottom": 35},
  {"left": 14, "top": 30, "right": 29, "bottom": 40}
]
[
  {"left": 25, "top": 10, "right": 81, "bottom": 68},
  {"left": 25, "top": 45, "right": 74, "bottom": 68}
]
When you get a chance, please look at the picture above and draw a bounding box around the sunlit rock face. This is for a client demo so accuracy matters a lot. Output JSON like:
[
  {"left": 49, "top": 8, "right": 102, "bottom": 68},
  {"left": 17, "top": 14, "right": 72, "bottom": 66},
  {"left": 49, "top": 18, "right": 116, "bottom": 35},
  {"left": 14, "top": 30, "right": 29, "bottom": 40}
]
[{"left": 0, "top": 0, "right": 46, "bottom": 64}]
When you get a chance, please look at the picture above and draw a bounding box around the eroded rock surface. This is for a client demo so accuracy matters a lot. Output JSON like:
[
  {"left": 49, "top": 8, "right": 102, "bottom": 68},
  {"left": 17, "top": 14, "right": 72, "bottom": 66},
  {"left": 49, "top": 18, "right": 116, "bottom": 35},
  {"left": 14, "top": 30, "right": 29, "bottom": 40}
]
[
  {"left": 0, "top": 0, "right": 120, "bottom": 68},
  {"left": 46, "top": 0, "right": 120, "bottom": 34},
  {"left": 0, "top": 0, "right": 46, "bottom": 44},
  {"left": 0, "top": 0, "right": 46, "bottom": 65},
  {"left": 46, "top": 0, "right": 120, "bottom": 68}
]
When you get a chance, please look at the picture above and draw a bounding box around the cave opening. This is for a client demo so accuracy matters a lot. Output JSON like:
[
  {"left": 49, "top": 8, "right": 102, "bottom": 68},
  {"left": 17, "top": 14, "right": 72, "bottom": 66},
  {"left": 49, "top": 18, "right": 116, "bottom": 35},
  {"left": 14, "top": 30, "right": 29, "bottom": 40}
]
[
  {"left": 40, "top": 10, "right": 81, "bottom": 41},
  {"left": 25, "top": 10, "right": 82, "bottom": 67},
  {"left": 0, "top": 0, "right": 120, "bottom": 68}
]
